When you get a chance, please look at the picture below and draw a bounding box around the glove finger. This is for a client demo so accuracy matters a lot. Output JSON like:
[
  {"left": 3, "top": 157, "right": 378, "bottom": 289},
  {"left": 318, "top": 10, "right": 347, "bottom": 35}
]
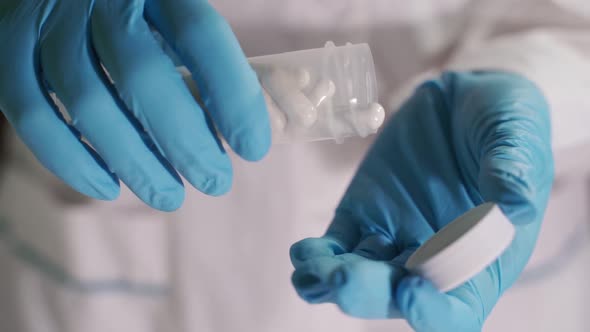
[
  {"left": 145, "top": 0, "right": 271, "bottom": 161},
  {"left": 478, "top": 110, "right": 553, "bottom": 225},
  {"left": 449, "top": 71, "right": 554, "bottom": 225},
  {"left": 0, "top": 11, "right": 119, "bottom": 200},
  {"left": 290, "top": 237, "right": 350, "bottom": 269},
  {"left": 91, "top": 0, "right": 232, "bottom": 196},
  {"left": 291, "top": 254, "right": 358, "bottom": 304},
  {"left": 446, "top": 71, "right": 553, "bottom": 308},
  {"left": 39, "top": 1, "right": 184, "bottom": 211},
  {"left": 290, "top": 216, "right": 362, "bottom": 303},
  {"left": 474, "top": 74, "right": 554, "bottom": 294},
  {"left": 352, "top": 233, "right": 399, "bottom": 261},
  {"left": 396, "top": 276, "right": 481, "bottom": 332},
  {"left": 329, "top": 259, "right": 406, "bottom": 319},
  {"left": 290, "top": 215, "right": 361, "bottom": 268}
]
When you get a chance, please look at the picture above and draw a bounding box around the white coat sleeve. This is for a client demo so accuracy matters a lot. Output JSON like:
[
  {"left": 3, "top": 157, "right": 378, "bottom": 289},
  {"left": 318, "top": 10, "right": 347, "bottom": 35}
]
[{"left": 443, "top": 0, "right": 590, "bottom": 150}]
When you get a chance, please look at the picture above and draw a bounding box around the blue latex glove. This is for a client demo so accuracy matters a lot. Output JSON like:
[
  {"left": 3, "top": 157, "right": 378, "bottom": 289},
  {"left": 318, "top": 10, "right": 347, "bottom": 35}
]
[
  {"left": 0, "top": 0, "right": 270, "bottom": 211},
  {"left": 290, "top": 71, "right": 554, "bottom": 331}
]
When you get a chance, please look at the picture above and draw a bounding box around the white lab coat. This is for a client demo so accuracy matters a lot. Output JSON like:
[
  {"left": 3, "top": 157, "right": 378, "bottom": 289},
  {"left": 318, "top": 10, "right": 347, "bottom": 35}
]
[{"left": 1, "top": 0, "right": 589, "bottom": 331}]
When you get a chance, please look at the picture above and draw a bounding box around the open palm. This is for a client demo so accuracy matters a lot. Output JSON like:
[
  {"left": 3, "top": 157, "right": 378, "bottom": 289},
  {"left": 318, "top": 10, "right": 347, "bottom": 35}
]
[{"left": 290, "top": 71, "right": 554, "bottom": 331}]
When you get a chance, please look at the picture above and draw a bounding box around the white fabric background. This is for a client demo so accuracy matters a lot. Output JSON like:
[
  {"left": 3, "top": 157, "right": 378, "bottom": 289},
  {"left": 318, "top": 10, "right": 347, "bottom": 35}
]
[{"left": 0, "top": 0, "right": 589, "bottom": 331}]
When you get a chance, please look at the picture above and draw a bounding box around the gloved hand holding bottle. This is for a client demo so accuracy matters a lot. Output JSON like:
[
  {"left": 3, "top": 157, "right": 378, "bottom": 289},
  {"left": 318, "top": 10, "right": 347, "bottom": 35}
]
[
  {"left": 290, "top": 71, "right": 554, "bottom": 331},
  {"left": 0, "top": 0, "right": 270, "bottom": 211}
]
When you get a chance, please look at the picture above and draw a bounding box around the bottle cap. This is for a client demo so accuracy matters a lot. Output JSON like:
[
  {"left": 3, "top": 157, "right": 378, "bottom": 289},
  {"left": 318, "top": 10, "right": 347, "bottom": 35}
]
[{"left": 405, "top": 202, "right": 515, "bottom": 292}]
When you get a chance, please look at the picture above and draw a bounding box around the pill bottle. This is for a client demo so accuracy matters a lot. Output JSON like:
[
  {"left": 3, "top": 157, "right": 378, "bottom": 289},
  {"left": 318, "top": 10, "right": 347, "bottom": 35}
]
[{"left": 181, "top": 42, "right": 385, "bottom": 144}]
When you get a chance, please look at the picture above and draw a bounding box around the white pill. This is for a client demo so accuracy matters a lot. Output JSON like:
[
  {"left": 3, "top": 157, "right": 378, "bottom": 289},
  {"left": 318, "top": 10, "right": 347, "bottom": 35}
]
[
  {"left": 260, "top": 68, "right": 318, "bottom": 128},
  {"left": 262, "top": 88, "right": 287, "bottom": 132},
  {"left": 295, "top": 68, "right": 311, "bottom": 89},
  {"left": 364, "top": 102, "right": 385, "bottom": 131},
  {"left": 307, "top": 79, "right": 336, "bottom": 109},
  {"left": 345, "top": 102, "right": 386, "bottom": 137}
]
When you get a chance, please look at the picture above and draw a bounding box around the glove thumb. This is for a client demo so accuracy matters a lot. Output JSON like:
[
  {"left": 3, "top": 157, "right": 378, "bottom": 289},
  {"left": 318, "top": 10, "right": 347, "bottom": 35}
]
[{"left": 448, "top": 71, "right": 554, "bottom": 225}]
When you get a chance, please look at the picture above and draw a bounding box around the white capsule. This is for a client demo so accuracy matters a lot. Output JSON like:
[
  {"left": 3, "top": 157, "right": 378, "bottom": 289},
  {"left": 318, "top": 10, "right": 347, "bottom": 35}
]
[
  {"left": 262, "top": 88, "right": 287, "bottom": 132},
  {"left": 260, "top": 68, "right": 318, "bottom": 128},
  {"left": 294, "top": 68, "right": 311, "bottom": 89},
  {"left": 364, "top": 102, "right": 386, "bottom": 131},
  {"left": 307, "top": 79, "right": 336, "bottom": 109},
  {"left": 345, "top": 102, "right": 386, "bottom": 137}
]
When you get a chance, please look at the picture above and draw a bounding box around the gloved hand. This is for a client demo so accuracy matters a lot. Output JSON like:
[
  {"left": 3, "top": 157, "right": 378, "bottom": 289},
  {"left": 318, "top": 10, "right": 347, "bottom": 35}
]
[
  {"left": 290, "top": 71, "right": 554, "bottom": 331},
  {"left": 0, "top": 0, "right": 270, "bottom": 211}
]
